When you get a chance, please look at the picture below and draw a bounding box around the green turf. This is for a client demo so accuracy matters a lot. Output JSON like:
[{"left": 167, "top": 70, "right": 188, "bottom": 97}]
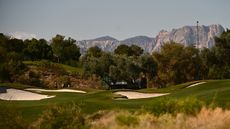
[
  {"left": 0, "top": 79, "right": 230, "bottom": 121},
  {"left": 23, "top": 60, "right": 84, "bottom": 74}
]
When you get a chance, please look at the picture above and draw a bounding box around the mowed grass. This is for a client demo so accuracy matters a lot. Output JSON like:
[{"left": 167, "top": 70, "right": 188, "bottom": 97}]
[
  {"left": 0, "top": 79, "right": 230, "bottom": 121},
  {"left": 23, "top": 60, "right": 84, "bottom": 74}
]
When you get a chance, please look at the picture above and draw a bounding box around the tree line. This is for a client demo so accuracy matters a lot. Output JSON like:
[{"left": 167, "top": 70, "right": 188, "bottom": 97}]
[
  {"left": 82, "top": 30, "right": 230, "bottom": 88},
  {"left": 0, "top": 34, "right": 81, "bottom": 81},
  {"left": 0, "top": 30, "right": 230, "bottom": 88}
]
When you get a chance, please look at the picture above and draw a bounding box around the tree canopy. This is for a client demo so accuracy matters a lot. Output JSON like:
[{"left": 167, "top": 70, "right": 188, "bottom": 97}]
[
  {"left": 23, "top": 38, "right": 53, "bottom": 60},
  {"left": 0, "top": 30, "right": 230, "bottom": 88},
  {"left": 51, "top": 34, "right": 81, "bottom": 64},
  {"left": 114, "top": 44, "right": 143, "bottom": 56}
]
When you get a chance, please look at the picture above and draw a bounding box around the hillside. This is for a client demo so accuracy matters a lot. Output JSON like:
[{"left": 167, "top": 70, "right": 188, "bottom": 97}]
[{"left": 13, "top": 61, "right": 103, "bottom": 89}]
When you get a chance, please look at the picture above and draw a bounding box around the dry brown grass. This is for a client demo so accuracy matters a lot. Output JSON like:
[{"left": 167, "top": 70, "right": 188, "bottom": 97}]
[{"left": 90, "top": 108, "right": 230, "bottom": 129}]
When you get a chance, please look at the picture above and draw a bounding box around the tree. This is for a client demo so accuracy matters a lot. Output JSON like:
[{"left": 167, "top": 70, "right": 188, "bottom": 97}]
[
  {"left": 6, "top": 38, "right": 25, "bottom": 54},
  {"left": 130, "top": 45, "right": 143, "bottom": 56},
  {"left": 114, "top": 44, "right": 131, "bottom": 56},
  {"left": 114, "top": 44, "right": 143, "bottom": 56},
  {"left": 0, "top": 51, "right": 25, "bottom": 81},
  {"left": 0, "top": 46, "right": 7, "bottom": 81},
  {"left": 23, "top": 38, "right": 53, "bottom": 60},
  {"left": 63, "top": 37, "right": 81, "bottom": 62},
  {"left": 140, "top": 54, "right": 157, "bottom": 80},
  {"left": 51, "top": 34, "right": 65, "bottom": 62},
  {"left": 153, "top": 42, "right": 202, "bottom": 87},
  {"left": 126, "top": 60, "right": 141, "bottom": 82},
  {"left": 109, "top": 56, "right": 128, "bottom": 82},
  {"left": 51, "top": 35, "right": 81, "bottom": 64},
  {"left": 0, "top": 34, "right": 25, "bottom": 81},
  {"left": 82, "top": 52, "right": 114, "bottom": 77},
  {"left": 0, "top": 33, "right": 9, "bottom": 49},
  {"left": 99, "top": 53, "right": 114, "bottom": 75},
  {"left": 206, "top": 29, "right": 230, "bottom": 79},
  {"left": 39, "top": 39, "right": 53, "bottom": 59},
  {"left": 214, "top": 29, "right": 230, "bottom": 64},
  {"left": 86, "top": 46, "right": 103, "bottom": 58}
]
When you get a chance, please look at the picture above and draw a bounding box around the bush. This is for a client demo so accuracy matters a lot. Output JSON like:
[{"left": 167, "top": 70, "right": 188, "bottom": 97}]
[
  {"left": 0, "top": 106, "right": 28, "bottom": 129},
  {"left": 57, "top": 75, "right": 71, "bottom": 88},
  {"left": 115, "top": 114, "right": 139, "bottom": 126},
  {"left": 143, "top": 97, "right": 204, "bottom": 116},
  {"left": 39, "top": 60, "right": 67, "bottom": 75},
  {"left": 28, "top": 71, "right": 43, "bottom": 87},
  {"left": 14, "top": 70, "right": 44, "bottom": 87},
  {"left": 33, "top": 104, "right": 89, "bottom": 129},
  {"left": 92, "top": 108, "right": 230, "bottom": 129}
]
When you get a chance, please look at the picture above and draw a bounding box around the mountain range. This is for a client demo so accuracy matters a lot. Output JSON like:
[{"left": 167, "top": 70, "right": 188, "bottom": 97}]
[
  {"left": 8, "top": 32, "right": 37, "bottom": 40},
  {"left": 8, "top": 24, "right": 225, "bottom": 54},
  {"left": 76, "top": 24, "right": 224, "bottom": 54}
]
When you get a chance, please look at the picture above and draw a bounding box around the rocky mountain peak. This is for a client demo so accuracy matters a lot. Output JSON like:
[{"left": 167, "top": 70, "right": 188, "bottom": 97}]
[
  {"left": 92, "top": 36, "right": 118, "bottom": 41},
  {"left": 121, "top": 36, "right": 154, "bottom": 43},
  {"left": 153, "top": 24, "right": 224, "bottom": 52},
  {"left": 76, "top": 24, "right": 224, "bottom": 54},
  {"left": 9, "top": 24, "right": 224, "bottom": 54}
]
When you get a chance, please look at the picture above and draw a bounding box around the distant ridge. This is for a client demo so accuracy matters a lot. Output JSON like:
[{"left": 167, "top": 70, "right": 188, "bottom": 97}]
[
  {"left": 8, "top": 24, "right": 225, "bottom": 54},
  {"left": 75, "top": 24, "right": 224, "bottom": 54},
  {"left": 92, "top": 36, "right": 118, "bottom": 41}
]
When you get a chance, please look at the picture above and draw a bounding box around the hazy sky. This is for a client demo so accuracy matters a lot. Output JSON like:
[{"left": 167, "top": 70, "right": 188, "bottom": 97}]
[{"left": 0, "top": 0, "right": 229, "bottom": 40}]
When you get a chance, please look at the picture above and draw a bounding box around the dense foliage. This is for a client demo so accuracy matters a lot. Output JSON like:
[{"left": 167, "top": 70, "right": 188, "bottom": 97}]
[
  {"left": 114, "top": 44, "right": 143, "bottom": 56},
  {"left": 51, "top": 35, "right": 81, "bottom": 65},
  {"left": 0, "top": 30, "right": 230, "bottom": 87},
  {"left": 0, "top": 33, "right": 81, "bottom": 82},
  {"left": 153, "top": 43, "right": 205, "bottom": 87},
  {"left": 204, "top": 29, "right": 230, "bottom": 79},
  {"left": 81, "top": 45, "right": 156, "bottom": 88},
  {"left": 83, "top": 30, "right": 230, "bottom": 87},
  {"left": 33, "top": 104, "right": 88, "bottom": 129}
]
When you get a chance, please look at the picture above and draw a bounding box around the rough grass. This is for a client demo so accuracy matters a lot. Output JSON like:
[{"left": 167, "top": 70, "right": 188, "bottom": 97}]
[
  {"left": 0, "top": 101, "right": 230, "bottom": 129},
  {"left": 91, "top": 108, "right": 230, "bottom": 129},
  {"left": 31, "top": 103, "right": 89, "bottom": 129},
  {"left": 142, "top": 97, "right": 203, "bottom": 116}
]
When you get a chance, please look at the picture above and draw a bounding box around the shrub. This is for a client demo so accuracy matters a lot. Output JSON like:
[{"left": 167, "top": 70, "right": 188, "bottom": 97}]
[
  {"left": 143, "top": 97, "right": 204, "bottom": 116},
  {"left": 92, "top": 108, "right": 230, "bottom": 129},
  {"left": 39, "top": 60, "right": 67, "bottom": 75},
  {"left": 57, "top": 75, "right": 71, "bottom": 88},
  {"left": 15, "top": 70, "right": 44, "bottom": 87},
  {"left": 28, "top": 71, "right": 43, "bottom": 87},
  {"left": 33, "top": 104, "right": 89, "bottom": 129},
  {"left": 0, "top": 106, "right": 28, "bottom": 129},
  {"left": 115, "top": 114, "right": 139, "bottom": 127}
]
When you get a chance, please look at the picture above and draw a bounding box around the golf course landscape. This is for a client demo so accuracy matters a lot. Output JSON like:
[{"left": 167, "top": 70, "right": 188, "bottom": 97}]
[
  {"left": 0, "top": 79, "right": 230, "bottom": 129},
  {"left": 1, "top": 13, "right": 230, "bottom": 128}
]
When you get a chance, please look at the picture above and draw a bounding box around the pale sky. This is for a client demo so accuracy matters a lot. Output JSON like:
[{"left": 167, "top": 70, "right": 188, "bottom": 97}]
[{"left": 0, "top": 0, "right": 229, "bottom": 40}]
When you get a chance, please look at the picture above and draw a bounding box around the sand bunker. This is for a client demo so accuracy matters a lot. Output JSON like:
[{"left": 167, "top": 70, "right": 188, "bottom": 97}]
[
  {"left": 187, "top": 82, "right": 206, "bottom": 88},
  {"left": 114, "top": 91, "right": 169, "bottom": 99},
  {"left": 0, "top": 88, "right": 55, "bottom": 101},
  {"left": 25, "top": 88, "right": 86, "bottom": 93}
]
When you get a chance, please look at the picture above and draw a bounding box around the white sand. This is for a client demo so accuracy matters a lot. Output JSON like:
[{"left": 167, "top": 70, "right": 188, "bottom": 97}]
[
  {"left": 25, "top": 88, "right": 86, "bottom": 93},
  {"left": 0, "top": 89, "right": 55, "bottom": 101},
  {"left": 114, "top": 91, "right": 169, "bottom": 99},
  {"left": 187, "top": 82, "right": 206, "bottom": 88}
]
